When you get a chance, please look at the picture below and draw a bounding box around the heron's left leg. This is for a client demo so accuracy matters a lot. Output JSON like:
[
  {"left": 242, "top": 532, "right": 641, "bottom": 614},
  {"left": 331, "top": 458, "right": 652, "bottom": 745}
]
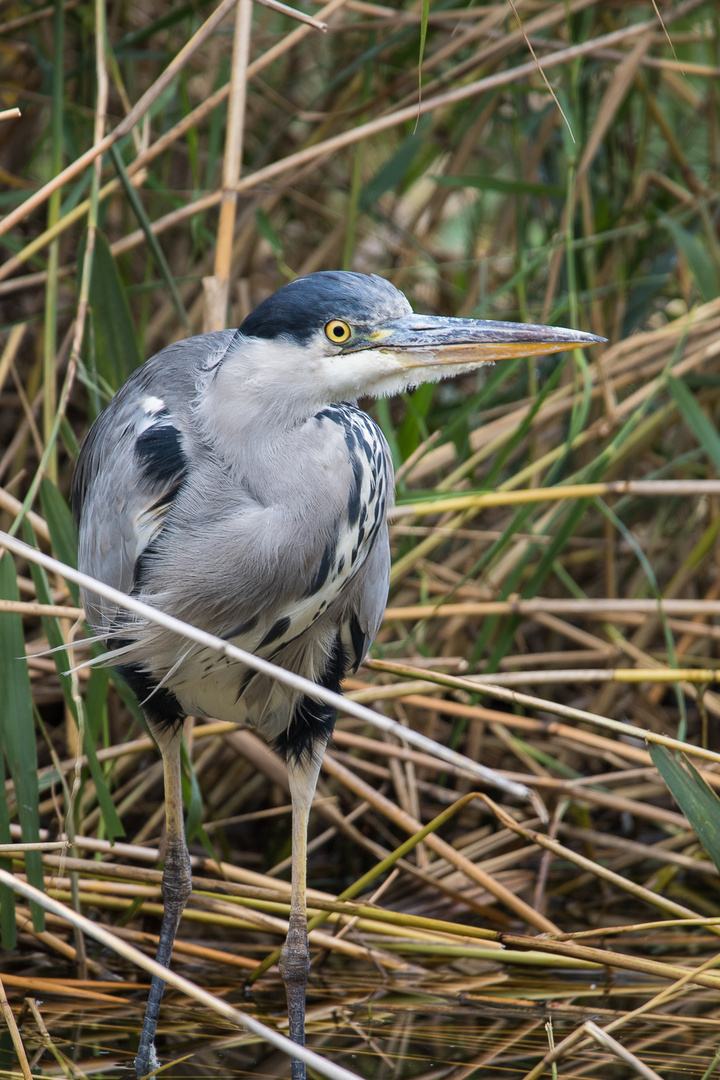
[
  {"left": 279, "top": 742, "right": 327, "bottom": 1080},
  {"left": 135, "top": 722, "right": 192, "bottom": 1077}
]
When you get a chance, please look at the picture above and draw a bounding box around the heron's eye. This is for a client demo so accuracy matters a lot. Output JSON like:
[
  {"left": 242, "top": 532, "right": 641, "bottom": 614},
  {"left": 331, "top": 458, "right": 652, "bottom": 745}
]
[{"left": 325, "top": 319, "right": 352, "bottom": 344}]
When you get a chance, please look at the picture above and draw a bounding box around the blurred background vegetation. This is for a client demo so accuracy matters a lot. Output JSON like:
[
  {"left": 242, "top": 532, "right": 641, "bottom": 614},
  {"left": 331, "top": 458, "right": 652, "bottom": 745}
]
[{"left": 2, "top": 0, "right": 720, "bottom": 1076}]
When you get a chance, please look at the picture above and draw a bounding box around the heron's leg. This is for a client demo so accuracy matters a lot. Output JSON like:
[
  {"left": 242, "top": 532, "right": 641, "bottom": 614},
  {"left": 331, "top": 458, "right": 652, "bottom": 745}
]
[
  {"left": 135, "top": 723, "right": 192, "bottom": 1077},
  {"left": 279, "top": 745, "right": 326, "bottom": 1080}
]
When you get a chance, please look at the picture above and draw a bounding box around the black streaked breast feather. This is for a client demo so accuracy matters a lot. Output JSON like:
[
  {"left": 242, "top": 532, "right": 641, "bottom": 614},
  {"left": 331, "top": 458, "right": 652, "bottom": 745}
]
[{"left": 259, "top": 615, "right": 292, "bottom": 648}]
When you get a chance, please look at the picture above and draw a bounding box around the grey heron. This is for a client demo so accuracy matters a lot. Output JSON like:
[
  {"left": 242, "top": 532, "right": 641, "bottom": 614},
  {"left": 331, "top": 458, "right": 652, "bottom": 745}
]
[{"left": 71, "top": 270, "right": 602, "bottom": 1077}]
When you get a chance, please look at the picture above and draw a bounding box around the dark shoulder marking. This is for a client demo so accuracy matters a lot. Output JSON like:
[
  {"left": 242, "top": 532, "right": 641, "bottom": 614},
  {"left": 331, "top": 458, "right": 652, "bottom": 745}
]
[{"left": 135, "top": 421, "right": 187, "bottom": 487}]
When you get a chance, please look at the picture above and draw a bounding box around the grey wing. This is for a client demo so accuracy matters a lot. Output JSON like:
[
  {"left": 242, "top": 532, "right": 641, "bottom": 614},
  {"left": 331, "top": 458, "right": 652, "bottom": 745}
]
[{"left": 71, "top": 331, "right": 235, "bottom": 633}]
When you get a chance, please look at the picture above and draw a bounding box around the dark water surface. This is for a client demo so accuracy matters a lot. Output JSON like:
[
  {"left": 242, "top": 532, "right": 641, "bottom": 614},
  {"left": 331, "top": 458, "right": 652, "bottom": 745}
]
[{"left": 4, "top": 965, "right": 717, "bottom": 1079}]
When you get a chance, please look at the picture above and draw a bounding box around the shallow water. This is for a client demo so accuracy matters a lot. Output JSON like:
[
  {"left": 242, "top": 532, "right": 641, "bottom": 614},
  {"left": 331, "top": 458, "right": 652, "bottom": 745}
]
[{"left": 6, "top": 966, "right": 718, "bottom": 1079}]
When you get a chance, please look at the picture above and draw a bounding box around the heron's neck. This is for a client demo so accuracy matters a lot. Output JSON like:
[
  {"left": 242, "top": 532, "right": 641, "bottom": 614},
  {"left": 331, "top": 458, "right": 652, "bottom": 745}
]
[{"left": 194, "top": 336, "right": 337, "bottom": 468}]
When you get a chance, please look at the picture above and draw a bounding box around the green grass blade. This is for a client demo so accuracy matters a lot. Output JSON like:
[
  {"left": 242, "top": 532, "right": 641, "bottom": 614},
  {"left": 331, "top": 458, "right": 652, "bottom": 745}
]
[
  {"left": 109, "top": 142, "right": 192, "bottom": 334},
  {"left": 595, "top": 496, "right": 686, "bottom": 738},
  {"left": 79, "top": 725, "right": 125, "bottom": 842},
  {"left": 81, "top": 230, "right": 143, "bottom": 391},
  {"left": 36, "top": 483, "right": 125, "bottom": 839},
  {"left": 255, "top": 208, "right": 283, "bottom": 256},
  {"left": 667, "top": 374, "right": 720, "bottom": 473},
  {"left": 0, "top": 748, "right": 16, "bottom": 947},
  {"left": 650, "top": 744, "right": 720, "bottom": 873},
  {"left": 481, "top": 498, "right": 590, "bottom": 672},
  {"left": 0, "top": 553, "right": 44, "bottom": 931},
  {"left": 42, "top": 0, "right": 66, "bottom": 485},
  {"left": 22, "top": 521, "right": 77, "bottom": 719},
  {"left": 360, "top": 131, "right": 425, "bottom": 211},
  {"left": 180, "top": 739, "right": 214, "bottom": 858},
  {"left": 397, "top": 383, "right": 435, "bottom": 461},
  {"left": 418, "top": 0, "right": 429, "bottom": 98},
  {"left": 82, "top": 665, "right": 126, "bottom": 843},
  {"left": 21, "top": 522, "right": 125, "bottom": 843},
  {"left": 39, "top": 477, "right": 79, "bottom": 603},
  {"left": 662, "top": 215, "right": 720, "bottom": 304},
  {"left": 374, "top": 397, "right": 403, "bottom": 475}
]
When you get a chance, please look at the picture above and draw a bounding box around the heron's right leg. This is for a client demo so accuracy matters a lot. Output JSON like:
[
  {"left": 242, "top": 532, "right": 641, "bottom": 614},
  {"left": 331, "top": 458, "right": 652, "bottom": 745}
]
[
  {"left": 279, "top": 745, "right": 326, "bottom": 1080},
  {"left": 135, "top": 723, "right": 192, "bottom": 1077}
]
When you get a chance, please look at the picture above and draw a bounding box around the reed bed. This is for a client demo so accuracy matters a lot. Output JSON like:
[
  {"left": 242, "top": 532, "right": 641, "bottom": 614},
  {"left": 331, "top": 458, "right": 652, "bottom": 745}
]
[{"left": 1, "top": 0, "right": 720, "bottom": 1076}]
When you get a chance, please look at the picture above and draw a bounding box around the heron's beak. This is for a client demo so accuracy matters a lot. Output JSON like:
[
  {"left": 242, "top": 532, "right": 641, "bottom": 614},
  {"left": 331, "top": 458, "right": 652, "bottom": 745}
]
[{"left": 353, "top": 313, "right": 605, "bottom": 367}]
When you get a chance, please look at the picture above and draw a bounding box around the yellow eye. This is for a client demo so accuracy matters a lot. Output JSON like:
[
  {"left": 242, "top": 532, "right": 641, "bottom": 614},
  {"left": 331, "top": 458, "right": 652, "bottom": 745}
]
[{"left": 325, "top": 319, "right": 352, "bottom": 344}]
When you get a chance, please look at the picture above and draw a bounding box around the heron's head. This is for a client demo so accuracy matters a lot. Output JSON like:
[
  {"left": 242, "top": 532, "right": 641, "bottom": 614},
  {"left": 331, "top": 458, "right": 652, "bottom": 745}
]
[{"left": 226, "top": 271, "right": 603, "bottom": 413}]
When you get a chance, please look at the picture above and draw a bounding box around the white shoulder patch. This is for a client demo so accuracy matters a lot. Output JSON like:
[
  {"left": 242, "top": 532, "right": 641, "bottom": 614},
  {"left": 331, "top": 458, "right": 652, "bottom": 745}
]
[{"left": 139, "top": 395, "right": 166, "bottom": 415}]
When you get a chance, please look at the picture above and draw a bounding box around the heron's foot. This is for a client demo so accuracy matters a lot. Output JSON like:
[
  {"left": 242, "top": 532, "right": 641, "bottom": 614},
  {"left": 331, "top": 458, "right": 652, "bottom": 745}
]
[
  {"left": 134, "top": 1020, "right": 161, "bottom": 1077},
  {"left": 134, "top": 971, "right": 168, "bottom": 1076},
  {"left": 280, "top": 913, "right": 310, "bottom": 1080}
]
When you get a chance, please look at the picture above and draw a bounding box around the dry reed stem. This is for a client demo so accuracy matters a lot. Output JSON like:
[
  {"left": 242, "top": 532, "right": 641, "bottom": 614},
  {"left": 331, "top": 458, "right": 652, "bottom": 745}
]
[
  {"left": 204, "top": 0, "right": 253, "bottom": 332},
  {"left": 0, "top": 974, "right": 33, "bottom": 1080},
  {"left": 322, "top": 753, "right": 558, "bottom": 933},
  {"left": 0, "top": 0, "right": 251, "bottom": 242},
  {"left": 88, "top": 16, "right": 684, "bottom": 261},
  {"left": 0, "top": 0, "right": 341, "bottom": 290},
  {"left": 487, "top": 795, "right": 715, "bottom": 924},
  {"left": 366, "top": 661, "right": 720, "bottom": 765},
  {"left": 0, "top": 872, "right": 363, "bottom": 1080}
]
